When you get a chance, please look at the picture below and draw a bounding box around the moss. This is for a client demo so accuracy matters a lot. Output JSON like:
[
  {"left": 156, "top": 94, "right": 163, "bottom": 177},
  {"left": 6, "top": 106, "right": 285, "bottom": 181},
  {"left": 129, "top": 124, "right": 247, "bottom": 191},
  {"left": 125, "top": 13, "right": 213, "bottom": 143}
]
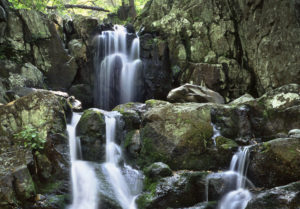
[
  {"left": 215, "top": 136, "right": 238, "bottom": 150},
  {"left": 124, "top": 130, "right": 135, "bottom": 149}
]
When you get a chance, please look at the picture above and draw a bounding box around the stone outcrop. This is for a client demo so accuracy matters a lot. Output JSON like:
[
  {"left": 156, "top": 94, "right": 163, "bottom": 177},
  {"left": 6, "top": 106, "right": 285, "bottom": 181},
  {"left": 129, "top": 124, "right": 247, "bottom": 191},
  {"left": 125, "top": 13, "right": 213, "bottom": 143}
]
[
  {"left": 135, "top": 0, "right": 300, "bottom": 99},
  {"left": 0, "top": 91, "right": 70, "bottom": 208}
]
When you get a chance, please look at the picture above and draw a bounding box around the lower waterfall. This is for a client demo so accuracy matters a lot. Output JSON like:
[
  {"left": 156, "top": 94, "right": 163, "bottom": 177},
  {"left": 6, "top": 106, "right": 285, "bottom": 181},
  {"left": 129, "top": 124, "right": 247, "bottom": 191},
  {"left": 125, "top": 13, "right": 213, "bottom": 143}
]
[
  {"left": 67, "top": 111, "right": 143, "bottom": 209},
  {"left": 67, "top": 113, "right": 99, "bottom": 209},
  {"left": 206, "top": 146, "right": 253, "bottom": 209}
]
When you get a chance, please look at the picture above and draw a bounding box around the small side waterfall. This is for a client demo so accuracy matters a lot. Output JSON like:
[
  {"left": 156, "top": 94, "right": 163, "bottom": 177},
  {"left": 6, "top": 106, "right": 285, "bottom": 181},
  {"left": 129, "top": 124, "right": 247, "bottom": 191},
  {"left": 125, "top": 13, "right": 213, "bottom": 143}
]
[
  {"left": 206, "top": 146, "right": 252, "bottom": 209},
  {"left": 67, "top": 113, "right": 99, "bottom": 209},
  {"left": 218, "top": 147, "right": 252, "bottom": 209},
  {"left": 101, "top": 111, "right": 143, "bottom": 209},
  {"left": 94, "top": 25, "right": 143, "bottom": 110}
]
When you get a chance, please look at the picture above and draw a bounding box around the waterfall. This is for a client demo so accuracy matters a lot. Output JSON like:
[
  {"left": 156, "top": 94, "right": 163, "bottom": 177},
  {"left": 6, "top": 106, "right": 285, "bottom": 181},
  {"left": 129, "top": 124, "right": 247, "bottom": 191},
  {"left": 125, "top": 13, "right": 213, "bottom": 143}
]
[
  {"left": 101, "top": 111, "right": 143, "bottom": 209},
  {"left": 217, "top": 147, "right": 252, "bottom": 209},
  {"left": 94, "top": 25, "right": 143, "bottom": 110},
  {"left": 67, "top": 113, "right": 99, "bottom": 209}
]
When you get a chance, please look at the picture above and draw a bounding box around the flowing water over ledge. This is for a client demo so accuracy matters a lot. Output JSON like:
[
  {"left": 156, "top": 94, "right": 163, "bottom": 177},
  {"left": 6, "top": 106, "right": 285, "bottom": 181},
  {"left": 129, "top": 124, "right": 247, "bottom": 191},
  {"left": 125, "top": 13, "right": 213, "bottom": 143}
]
[
  {"left": 93, "top": 25, "right": 143, "bottom": 110},
  {"left": 67, "top": 111, "right": 143, "bottom": 209}
]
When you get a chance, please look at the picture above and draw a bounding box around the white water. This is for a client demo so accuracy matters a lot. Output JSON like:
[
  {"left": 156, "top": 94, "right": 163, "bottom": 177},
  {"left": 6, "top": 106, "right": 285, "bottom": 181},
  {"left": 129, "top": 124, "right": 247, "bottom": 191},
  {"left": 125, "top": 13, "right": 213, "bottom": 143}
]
[
  {"left": 67, "top": 113, "right": 99, "bottom": 209},
  {"left": 94, "top": 25, "right": 142, "bottom": 110},
  {"left": 101, "top": 111, "right": 143, "bottom": 209},
  {"left": 218, "top": 146, "right": 252, "bottom": 209}
]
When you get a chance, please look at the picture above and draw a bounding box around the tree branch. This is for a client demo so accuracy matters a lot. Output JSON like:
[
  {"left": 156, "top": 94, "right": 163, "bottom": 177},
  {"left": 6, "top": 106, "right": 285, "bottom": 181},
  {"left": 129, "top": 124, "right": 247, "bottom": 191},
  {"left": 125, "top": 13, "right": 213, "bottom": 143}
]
[{"left": 46, "top": 4, "right": 110, "bottom": 12}]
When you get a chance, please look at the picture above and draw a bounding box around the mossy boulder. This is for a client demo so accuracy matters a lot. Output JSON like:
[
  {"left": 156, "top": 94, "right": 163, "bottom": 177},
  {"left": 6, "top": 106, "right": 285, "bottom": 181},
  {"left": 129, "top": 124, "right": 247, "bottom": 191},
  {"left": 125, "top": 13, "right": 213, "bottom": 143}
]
[
  {"left": 144, "top": 162, "right": 173, "bottom": 180},
  {"left": 76, "top": 108, "right": 106, "bottom": 162},
  {"left": 137, "top": 100, "right": 233, "bottom": 171},
  {"left": 248, "top": 138, "right": 300, "bottom": 188},
  {"left": 137, "top": 170, "right": 209, "bottom": 209},
  {"left": 0, "top": 91, "right": 70, "bottom": 208},
  {"left": 246, "top": 181, "right": 300, "bottom": 209}
]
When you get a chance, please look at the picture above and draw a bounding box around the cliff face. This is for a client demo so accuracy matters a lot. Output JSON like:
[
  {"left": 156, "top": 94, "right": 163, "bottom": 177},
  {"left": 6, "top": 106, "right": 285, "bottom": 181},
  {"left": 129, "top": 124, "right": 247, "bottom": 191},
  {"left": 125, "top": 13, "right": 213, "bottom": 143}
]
[{"left": 136, "top": 0, "right": 300, "bottom": 99}]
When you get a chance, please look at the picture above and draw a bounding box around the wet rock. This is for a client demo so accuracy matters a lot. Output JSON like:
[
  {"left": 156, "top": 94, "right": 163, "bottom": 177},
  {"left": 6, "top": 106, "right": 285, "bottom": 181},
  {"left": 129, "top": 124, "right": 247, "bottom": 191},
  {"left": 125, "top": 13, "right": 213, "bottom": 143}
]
[
  {"left": 113, "top": 102, "right": 145, "bottom": 131},
  {"left": 167, "top": 84, "right": 225, "bottom": 104},
  {"left": 246, "top": 181, "right": 300, "bottom": 209},
  {"left": 144, "top": 162, "right": 172, "bottom": 180},
  {"left": 248, "top": 138, "right": 300, "bottom": 188},
  {"left": 76, "top": 109, "right": 106, "bottom": 162},
  {"left": 178, "top": 201, "right": 217, "bottom": 209},
  {"left": 137, "top": 170, "right": 209, "bottom": 209}
]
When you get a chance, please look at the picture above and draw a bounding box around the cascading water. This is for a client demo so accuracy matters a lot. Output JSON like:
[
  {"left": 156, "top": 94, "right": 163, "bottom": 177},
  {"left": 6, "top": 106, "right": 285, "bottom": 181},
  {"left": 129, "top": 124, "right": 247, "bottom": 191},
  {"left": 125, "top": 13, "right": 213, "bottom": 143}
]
[
  {"left": 101, "top": 111, "right": 143, "bottom": 209},
  {"left": 218, "top": 147, "right": 252, "bottom": 209},
  {"left": 206, "top": 146, "right": 253, "bottom": 209},
  {"left": 94, "top": 25, "right": 143, "bottom": 110},
  {"left": 67, "top": 113, "right": 99, "bottom": 209}
]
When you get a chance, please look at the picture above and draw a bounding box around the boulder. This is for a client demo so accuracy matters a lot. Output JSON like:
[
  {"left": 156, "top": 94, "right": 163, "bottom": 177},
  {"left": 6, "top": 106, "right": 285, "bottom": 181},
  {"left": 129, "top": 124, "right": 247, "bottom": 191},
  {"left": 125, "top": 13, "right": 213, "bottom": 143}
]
[
  {"left": 248, "top": 138, "right": 300, "bottom": 188},
  {"left": 144, "top": 162, "right": 173, "bottom": 180},
  {"left": 76, "top": 109, "right": 106, "bottom": 162},
  {"left": 69, "top": 84, "right": 93, "bottom": 109},
  {"left": 136, "top": 100, "right": 233, "bottom": 171},
  {"left": 137, "top": 171, "right": 209, "bottom": 209},
  {"left": 246, "top": 181, "right": 300, "bottom": 209},
  {"left": 167, "top": 84, "right": 225, "bottom": 104}
]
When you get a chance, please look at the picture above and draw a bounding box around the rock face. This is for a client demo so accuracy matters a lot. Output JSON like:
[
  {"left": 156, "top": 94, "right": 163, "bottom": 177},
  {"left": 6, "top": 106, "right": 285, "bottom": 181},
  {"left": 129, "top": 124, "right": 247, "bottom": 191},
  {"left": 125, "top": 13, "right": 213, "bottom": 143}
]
[
  {"left": 135, "top": 0, "right": 300, "bottom": 98},
  {"left": 0, "top": 91, "right": 70, "bottom": 208},
  {"left": 167, "top": 84, "right": 225, "bottom": 104}
]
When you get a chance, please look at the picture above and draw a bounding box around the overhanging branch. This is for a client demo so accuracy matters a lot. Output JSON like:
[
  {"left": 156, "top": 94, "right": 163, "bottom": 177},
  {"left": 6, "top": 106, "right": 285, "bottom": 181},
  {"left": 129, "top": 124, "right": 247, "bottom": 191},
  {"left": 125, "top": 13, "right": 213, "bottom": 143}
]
[{"left": 46, "top": 4, "right": 110, "bottom": 12}]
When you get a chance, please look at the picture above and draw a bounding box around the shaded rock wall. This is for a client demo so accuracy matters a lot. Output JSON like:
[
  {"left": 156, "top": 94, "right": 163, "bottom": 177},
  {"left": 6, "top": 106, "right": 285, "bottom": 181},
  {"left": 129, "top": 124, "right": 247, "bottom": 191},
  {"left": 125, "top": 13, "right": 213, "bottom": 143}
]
[{"left": 135, "top": 0, "right": 300, "bottom": 99}]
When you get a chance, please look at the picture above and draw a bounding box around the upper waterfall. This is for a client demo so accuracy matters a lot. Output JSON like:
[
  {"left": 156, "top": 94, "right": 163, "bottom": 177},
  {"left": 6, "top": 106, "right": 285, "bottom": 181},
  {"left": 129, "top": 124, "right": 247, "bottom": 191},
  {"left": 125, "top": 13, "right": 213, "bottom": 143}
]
[{"left": 94, "top": 25, "right": 143, "bottom": 110}]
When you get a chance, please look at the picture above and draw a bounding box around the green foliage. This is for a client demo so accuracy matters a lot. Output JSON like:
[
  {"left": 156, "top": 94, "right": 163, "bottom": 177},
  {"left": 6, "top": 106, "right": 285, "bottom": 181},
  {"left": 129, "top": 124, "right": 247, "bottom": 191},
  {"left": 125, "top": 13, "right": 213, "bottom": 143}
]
[
  {"left": 7, "top": 0, "right": 149, "bottom": 17},
  {"left": 14, "top": 125, "right": 46, "bottom": 153}
]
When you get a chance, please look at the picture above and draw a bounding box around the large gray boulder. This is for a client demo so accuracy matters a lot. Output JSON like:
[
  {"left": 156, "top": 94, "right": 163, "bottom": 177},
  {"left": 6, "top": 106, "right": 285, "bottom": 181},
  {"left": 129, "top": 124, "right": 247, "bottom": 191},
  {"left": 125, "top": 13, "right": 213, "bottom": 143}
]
[{"left": 167, "top": 84, "right": 225, "bottom": 104}]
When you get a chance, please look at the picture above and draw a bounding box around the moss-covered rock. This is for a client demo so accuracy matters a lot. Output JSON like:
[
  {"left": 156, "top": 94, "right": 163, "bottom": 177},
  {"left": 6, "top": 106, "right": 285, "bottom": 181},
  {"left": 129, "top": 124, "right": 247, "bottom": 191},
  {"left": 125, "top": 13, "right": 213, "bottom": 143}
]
[
  {"left": 248, "top": 138, "right": 300, "bottom": 188},
  {"left": 76, "top": 108, "right": 106, "bottom": 162},
  {"left": 246, "top": 181, "right": 300, "bottom": 209},
  {"left": 144, "top": 162, "right": 172, "bottom": 180},
  {"left": 137, "top": 170, "right": 209, "bottom": 209},
  {"left": 0, "top": 91, "right": 70, "bottom": 208},
  {"left": 137, "top": 100, "right": 230, "bottom": 171}
]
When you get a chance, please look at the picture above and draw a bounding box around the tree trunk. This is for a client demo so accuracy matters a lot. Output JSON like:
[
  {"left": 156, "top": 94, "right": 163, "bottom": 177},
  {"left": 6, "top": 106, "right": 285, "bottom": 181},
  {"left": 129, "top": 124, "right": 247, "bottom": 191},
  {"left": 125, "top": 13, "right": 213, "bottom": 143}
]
[
  {"left": 129, "top": 0, "right": 136, "bottom": 18},
  {"left": 46, "top": 4, "right": 110, "bottom": 12}
]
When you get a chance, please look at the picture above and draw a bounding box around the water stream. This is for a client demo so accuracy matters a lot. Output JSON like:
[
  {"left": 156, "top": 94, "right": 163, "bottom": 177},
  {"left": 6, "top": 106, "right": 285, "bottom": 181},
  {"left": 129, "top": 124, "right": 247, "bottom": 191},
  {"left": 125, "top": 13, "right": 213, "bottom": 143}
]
[
  {"left": 94, "top": 25, "right": 143, "bottom": 110},
  {"left": 67, "top": 113, "right": 99, "bottom": 209},
  {"left": 101, "top": 112, "right": 143, "bottom": 209},
  {"left": 206, "top": 146, "right": 252, "bottom": 209}
]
